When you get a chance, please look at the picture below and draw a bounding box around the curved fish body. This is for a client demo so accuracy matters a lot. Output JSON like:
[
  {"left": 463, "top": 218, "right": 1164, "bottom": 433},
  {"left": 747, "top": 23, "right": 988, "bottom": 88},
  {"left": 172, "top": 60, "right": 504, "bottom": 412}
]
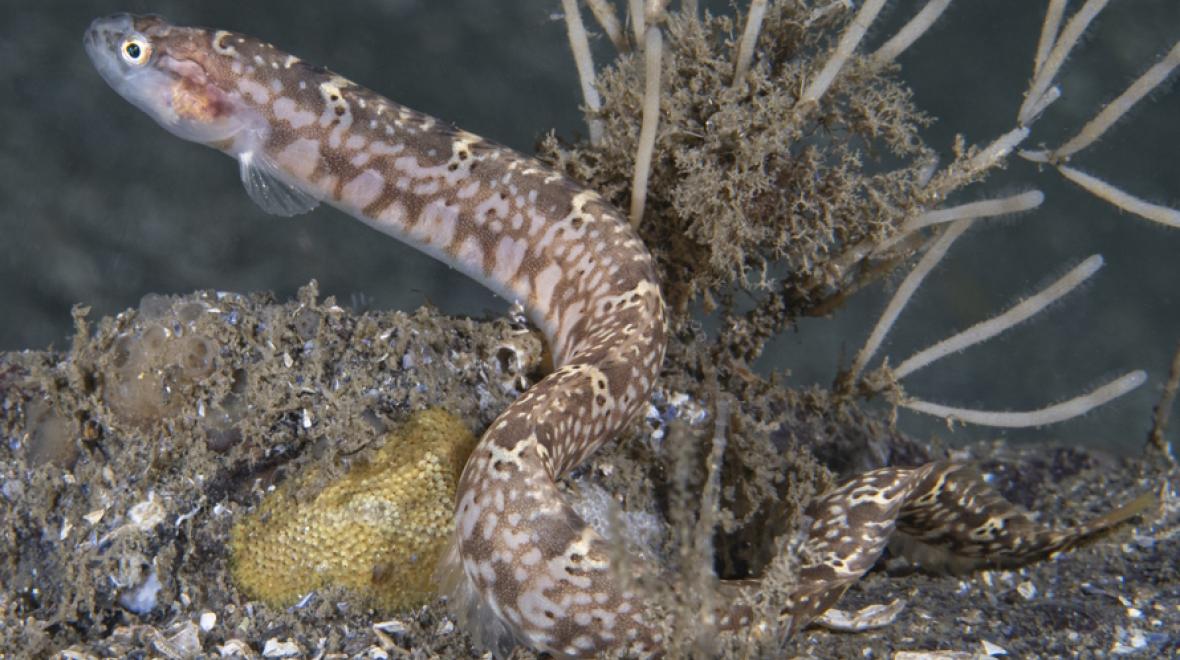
[
  {"left": 86, "top": 13, "right": 668, "bottom": 655},
  {"left": 85, "top": 14, "right": 1149, "bottom": 658}
]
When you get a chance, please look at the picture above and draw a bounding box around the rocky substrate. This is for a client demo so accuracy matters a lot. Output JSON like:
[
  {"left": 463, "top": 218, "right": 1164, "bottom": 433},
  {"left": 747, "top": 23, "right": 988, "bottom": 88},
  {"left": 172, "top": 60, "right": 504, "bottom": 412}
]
[{"left": 1, "top": 286, "right": 1175, "bottom": 658}]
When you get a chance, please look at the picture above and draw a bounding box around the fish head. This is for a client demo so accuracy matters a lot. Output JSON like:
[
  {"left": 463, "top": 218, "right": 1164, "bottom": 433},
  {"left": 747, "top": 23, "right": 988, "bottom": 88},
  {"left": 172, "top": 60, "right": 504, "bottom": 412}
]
[{"left": 85, "top": 13, "right": 265, "bottom": 151}]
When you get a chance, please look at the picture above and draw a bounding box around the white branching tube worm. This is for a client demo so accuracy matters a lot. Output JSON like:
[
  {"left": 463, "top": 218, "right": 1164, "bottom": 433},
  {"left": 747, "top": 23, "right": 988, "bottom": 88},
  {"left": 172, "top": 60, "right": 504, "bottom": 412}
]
[
  {"left": 850, "top": 219, "right": 973, "bottom": 381},
  {"left": 967, "top": 127, "right": 1030, "bottom": 172},
  {"left": 800, "top": 0, "right": 887, "bottom": 107},
  {"left": 630, "top": 21, "right": 664, "bottom": 228},
  {"left": 584, "top": 0, "right": 627, "bottom": 52},
  {"left": 560, "top": 0, "right": 604, "bottom": 144},
  {"left": 872, "top": 0, "right": 953, "bottom": 64},
  {"left": 1058, "top": 166, "right": 1180, "bottom": 229},
  {"left": 879, "top": 190, "right": 1043, "bottom": 251},
  {"left": 893, "top": 255, "right": 1105, "bottom": 380},
  {"left": 1033, "top": 0, "right": 1067, "bottom": 79},
  {"left": 1019, "top": 0, "right": 1111, "bottom": 126},
  {"left": 629, "top": 0, "right": 645, "bottom": 45},
  {"left": 732, "top": 0, "right": 768, "bottom": 84},
  {"left": 1053, "top": 41, "right": 1180, "bottom": 159},
  {"left": 1020, "top": 84, "right": 1061, "bottom": 127},
  {"left": 902, "top": 370, "right": 1147, "bottom": 428}
]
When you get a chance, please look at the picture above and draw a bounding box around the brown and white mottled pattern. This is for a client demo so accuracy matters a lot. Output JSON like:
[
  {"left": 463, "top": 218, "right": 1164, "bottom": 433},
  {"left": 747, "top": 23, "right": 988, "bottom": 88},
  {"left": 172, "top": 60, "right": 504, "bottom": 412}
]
[{"left": 85, "top": 14, "right": 1148, "bottom": 657}]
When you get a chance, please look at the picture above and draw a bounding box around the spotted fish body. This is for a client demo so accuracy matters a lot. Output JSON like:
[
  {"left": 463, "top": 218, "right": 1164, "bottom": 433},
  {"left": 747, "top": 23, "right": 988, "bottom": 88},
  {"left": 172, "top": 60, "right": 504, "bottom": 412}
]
[{"left": 86, "top": 14, "right": 1149, "bottom": 657}]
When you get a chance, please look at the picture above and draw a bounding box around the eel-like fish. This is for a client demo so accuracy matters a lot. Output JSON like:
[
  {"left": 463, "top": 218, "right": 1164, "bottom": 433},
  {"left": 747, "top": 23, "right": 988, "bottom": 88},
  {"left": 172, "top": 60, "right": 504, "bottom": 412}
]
[{"left": 85, "top": 14, "right": 1148, "bottom": 657}]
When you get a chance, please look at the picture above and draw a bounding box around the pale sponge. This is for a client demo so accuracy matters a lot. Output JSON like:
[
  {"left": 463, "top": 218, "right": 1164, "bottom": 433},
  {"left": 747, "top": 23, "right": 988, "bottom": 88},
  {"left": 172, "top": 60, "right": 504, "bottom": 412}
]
[
  {"left": 104, "top": 303, "right": 219, "bottom": 427},
  {"left": 229, "top": 409, "right": 476, "bottom": 609}
]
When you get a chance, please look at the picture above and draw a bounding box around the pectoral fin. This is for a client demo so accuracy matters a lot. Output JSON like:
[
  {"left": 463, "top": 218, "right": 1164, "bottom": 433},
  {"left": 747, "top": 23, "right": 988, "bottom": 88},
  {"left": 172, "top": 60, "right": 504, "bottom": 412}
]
[{"left": 239, "top": 150, "right": 319, "bottom": 217}]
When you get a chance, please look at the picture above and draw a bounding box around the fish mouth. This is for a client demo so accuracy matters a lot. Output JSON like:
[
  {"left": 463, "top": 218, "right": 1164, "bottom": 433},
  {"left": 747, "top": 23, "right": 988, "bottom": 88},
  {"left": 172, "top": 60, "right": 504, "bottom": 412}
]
[
  {"left": 84, "top": 12, "right": 176, "bottom": 132},
  {"left": 84, "top": 13, "right": 140, "bottom": 92}
]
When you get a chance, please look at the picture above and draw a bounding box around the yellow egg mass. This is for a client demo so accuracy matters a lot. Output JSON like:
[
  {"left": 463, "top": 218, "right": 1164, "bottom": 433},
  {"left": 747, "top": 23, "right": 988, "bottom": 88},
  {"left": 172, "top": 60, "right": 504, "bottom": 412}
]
[{"left": 229, "top": 408, "right": 476, "bottom": 610}]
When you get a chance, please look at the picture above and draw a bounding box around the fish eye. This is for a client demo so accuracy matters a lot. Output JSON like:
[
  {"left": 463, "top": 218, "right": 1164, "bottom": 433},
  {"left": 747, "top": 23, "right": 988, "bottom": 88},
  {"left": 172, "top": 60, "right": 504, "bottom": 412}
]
[{"left": 120, "top": 38, "right": 151, "bottom": 66}]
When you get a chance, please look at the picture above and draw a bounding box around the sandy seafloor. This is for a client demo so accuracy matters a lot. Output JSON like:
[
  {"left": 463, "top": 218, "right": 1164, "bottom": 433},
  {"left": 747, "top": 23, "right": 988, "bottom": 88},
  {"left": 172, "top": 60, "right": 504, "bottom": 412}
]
[
  {"left": 1, "top": 0, "right": 1180, "bottom": 658},
  {"left": 0, "top": 288, "right": 1177, "bottom": 658}
]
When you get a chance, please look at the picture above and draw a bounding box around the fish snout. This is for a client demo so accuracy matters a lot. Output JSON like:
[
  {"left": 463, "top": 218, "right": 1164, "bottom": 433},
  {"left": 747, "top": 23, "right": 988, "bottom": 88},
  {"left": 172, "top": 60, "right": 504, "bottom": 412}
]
[{"left": 84, "top": 14, "right": 134, "bottom": 59}]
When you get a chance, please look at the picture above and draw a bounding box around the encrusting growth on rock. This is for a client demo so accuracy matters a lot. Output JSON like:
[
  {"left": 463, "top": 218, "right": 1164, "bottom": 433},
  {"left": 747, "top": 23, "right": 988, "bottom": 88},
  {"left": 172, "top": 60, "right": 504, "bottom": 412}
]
[
  {"left": 229, "top": 409, "right": 476, "bottom": 610},
  {"left": 103, "top": 301, "right": 219, "bottom": 428}
]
